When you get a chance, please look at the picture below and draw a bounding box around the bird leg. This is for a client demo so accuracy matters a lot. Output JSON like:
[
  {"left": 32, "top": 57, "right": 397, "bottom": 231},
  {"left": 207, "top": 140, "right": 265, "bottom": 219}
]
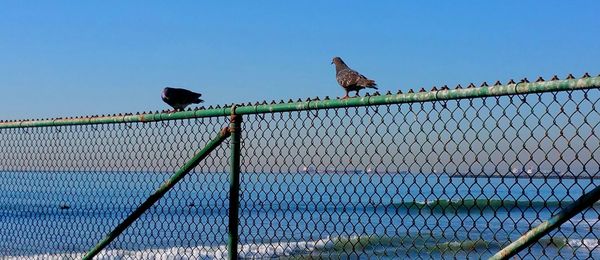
[
  {"left": 342, "top": 90, "right": 350, "bottom": 99},
  {"left": 355, "top": 90, "right": 360, "bottom": 97}
]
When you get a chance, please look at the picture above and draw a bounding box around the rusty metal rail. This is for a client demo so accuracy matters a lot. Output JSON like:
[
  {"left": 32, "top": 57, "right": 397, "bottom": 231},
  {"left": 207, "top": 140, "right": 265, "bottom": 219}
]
[{"left": 0, "top": 75, "right": 598, "bottom": 129}]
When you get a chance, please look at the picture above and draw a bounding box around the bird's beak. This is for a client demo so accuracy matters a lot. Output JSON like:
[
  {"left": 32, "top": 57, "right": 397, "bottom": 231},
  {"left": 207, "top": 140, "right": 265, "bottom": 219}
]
[{"left": 330, "top": 61, "right": 334, "bottom": 64}]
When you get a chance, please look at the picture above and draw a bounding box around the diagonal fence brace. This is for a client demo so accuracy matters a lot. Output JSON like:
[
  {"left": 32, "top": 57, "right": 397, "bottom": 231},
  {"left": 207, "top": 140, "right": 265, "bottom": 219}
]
[
  {"left": 489, "top": 184, "right": 600, "bottom": 260},
  {"left": 83, "top": 127, "right": 232, "bottom": 260}
]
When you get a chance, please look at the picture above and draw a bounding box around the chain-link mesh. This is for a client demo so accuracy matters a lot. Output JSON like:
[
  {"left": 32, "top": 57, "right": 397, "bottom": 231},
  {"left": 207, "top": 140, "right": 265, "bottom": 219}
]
[
  {"left": 0, "top": 117, "right": 231, "bottom": 258},
  {"left": 240, "top": 89, "right": 600, "bottom": 259},
  {"left": 0, "top": 87, "right": 599, "bottom": 259}
]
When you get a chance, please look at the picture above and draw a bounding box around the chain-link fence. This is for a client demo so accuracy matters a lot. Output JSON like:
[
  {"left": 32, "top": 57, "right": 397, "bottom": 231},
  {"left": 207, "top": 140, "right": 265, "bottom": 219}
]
[{"left": 0, "top": 75, "right": 599, "bottom": 259}]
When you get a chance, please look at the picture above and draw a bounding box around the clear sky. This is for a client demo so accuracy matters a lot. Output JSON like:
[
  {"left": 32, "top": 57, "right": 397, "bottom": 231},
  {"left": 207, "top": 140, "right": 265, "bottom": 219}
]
[{"left": 1, "top": 1, "right": 599, "bottom": 120}]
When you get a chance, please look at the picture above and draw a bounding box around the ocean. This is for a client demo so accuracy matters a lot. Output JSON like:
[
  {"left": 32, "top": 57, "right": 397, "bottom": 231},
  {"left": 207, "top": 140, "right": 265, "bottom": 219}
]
[{"left": 0, "top": 171, "right": 599, "bottom": 259}]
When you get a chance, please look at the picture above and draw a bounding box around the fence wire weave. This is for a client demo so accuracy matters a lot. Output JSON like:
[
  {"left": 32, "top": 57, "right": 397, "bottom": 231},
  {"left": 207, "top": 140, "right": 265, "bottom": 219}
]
[
  {"left": 0, "top": 117, "right": 231, "bottom": 258},
  {"left": 0, "top": 77, "right": 599, "bottom": 259}
]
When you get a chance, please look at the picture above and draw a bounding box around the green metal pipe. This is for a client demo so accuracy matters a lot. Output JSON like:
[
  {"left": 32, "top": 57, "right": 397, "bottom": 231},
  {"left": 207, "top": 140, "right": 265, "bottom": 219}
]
[
  {"left": 489, "top": 184, "right": 600, "bottom": 260},
  {"left": 228, "top": 114, "right": 242, "bottom": 260},
  {"left": 82, "top": 127, "right": 231, "bottom": 260},
  {"left": 1, "top": 76, "right": 598, "bottom": 129}
]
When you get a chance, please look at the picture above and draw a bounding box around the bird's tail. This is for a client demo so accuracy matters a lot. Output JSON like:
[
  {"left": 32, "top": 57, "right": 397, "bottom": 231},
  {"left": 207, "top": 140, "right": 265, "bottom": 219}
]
[
  {"left": 193, "top": 98, "right": 204, "bottom": 104},
  {"left": 365, "top": 79, "right": 378, "bottom": 89}
]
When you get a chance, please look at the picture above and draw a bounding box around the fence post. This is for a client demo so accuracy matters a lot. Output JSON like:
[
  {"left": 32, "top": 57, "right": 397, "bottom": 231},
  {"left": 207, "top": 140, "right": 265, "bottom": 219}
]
[{"left": 228, "top": 113, "right": 242, "bottom": 260}]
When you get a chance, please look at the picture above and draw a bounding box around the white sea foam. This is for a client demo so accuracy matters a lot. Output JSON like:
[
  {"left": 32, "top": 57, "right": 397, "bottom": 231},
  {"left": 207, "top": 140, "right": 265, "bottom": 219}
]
[
  {"left": 567, "top": 238, "right": 600, "bottom": 250},
  {"left": 6, "top": 237, "right": 335, "bottom": 260},
  {"left": 8, "top": 235, "right": 598, "bottom": 259}
]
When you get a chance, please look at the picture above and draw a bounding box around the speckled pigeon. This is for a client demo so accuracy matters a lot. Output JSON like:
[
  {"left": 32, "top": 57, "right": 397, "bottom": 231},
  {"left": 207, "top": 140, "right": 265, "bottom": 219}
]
[
  {"left": 331, "top": 57, "right": 378, "bottom": 99},
  {"left": 162, "top": 87, "right": 204, "bottom": 111}
]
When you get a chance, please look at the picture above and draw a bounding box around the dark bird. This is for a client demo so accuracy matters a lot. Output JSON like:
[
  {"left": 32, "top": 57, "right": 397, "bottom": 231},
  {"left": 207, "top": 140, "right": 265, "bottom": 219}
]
[
  {"left": 162, "top": 87, "right": 204, "bottom": 111},
  {"left": 332, "top": 57, "right": 378, "bottom": 99}
]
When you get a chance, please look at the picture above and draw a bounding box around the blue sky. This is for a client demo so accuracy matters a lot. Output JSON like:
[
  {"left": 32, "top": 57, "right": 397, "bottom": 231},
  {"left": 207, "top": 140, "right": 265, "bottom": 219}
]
[{"left": 1, "top": 1, "right": 599, "bottom": 120}]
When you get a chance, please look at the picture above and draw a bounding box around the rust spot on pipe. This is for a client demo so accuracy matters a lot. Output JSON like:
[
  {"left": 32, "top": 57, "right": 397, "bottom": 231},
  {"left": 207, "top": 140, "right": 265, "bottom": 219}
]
[{"left": 220, "top": 127, "right": 232, "bottom": 137}]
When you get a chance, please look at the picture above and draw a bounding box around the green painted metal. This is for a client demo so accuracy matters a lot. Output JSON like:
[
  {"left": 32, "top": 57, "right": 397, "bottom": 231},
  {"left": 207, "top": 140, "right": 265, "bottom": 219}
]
[
  {"left": 489, "top": 184, "right": 600, "bottom": 260},
  {"left": 82, "top": 127, "right": 231, "bottom": 260},
  {"left": 1, "top": 76, "right": 598, "bottom": 129},
  {"left": 228, "top": 114, "right": 242, "bottom": 260}
]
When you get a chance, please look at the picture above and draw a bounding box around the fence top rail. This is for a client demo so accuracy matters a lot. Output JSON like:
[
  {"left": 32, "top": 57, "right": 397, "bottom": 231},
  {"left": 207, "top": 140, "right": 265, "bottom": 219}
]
[{"left": 1, "top": 74, "right": 598, "bottom": 129}]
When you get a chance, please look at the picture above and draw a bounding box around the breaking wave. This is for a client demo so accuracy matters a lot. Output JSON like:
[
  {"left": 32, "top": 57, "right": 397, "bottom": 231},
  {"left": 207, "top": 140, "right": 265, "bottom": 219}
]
[
  {"left": 391, "top": 199, "right": 600, "bottom": 212},
  {"left": 7, "top": 234, "right": 599, "bottom": 259}
]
